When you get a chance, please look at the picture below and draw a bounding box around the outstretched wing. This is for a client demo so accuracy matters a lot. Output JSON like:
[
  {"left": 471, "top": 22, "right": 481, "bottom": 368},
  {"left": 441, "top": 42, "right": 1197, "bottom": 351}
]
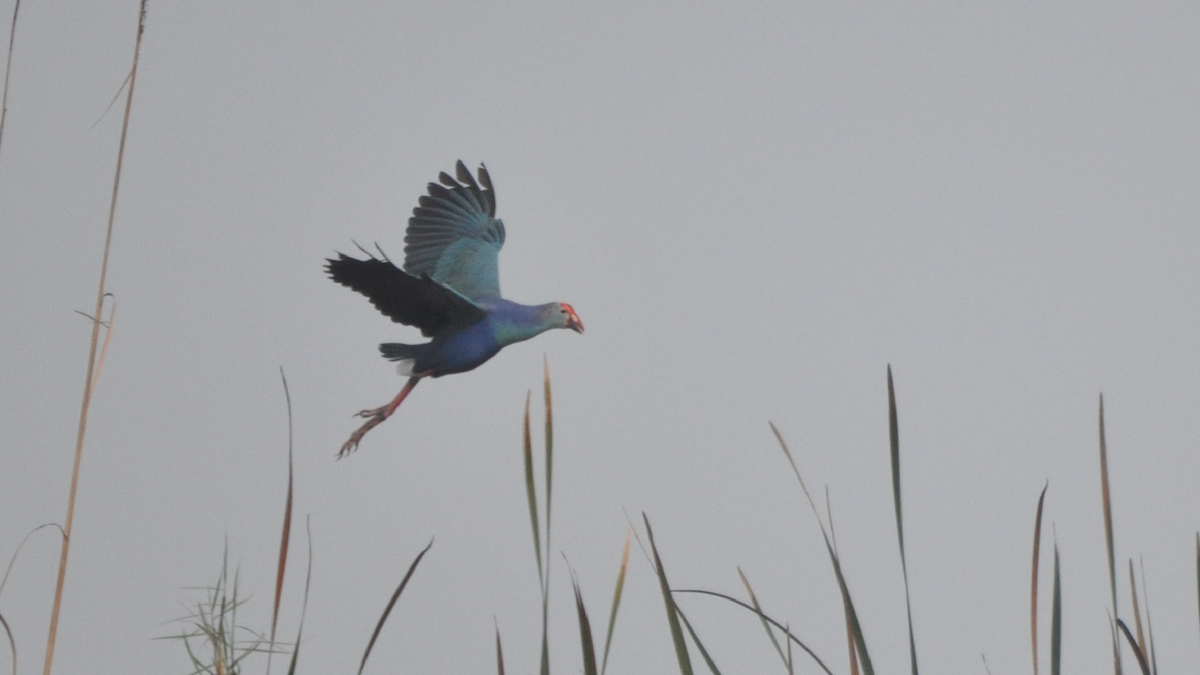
[
  {"left": 326, "top": 252, "right": 487, "bottom": 337},
  {"left": 404, "top": 161, "right": 505, "bottom": 300}
]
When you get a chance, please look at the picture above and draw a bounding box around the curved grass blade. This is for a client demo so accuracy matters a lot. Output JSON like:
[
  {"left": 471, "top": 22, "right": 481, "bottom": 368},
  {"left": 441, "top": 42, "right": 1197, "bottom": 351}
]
[
  {"left": 827, "top": 497, "right": 857, "bottom": 675},
  {"left": 600, "top": 531, "right": 631, "bottom": 675},
  {"left": 570, "top": 570, "right": 598, "bottom": 675},
  {"left": 827, "top": 554, "right": 874, "bottom": 675},
  {"left": 1115, "top": 620, "right": 1151, "bottom": 675},
  {"left": 786, "top": 623, "right": 794, "bottom": 675},
  {"left": 770, "top": 423, "right": 875, "bottom": 675},
  {"left": 1051, "top": 544, "right": 1062, "bottom": 675},
  {"left": 269, "top": 368, "right": 296, "bottom": 675},
  {"left": 543, "top": 357, "right": 554, "bottom": 564},
  {"left": 522, "top": 387, "right": 550, "bottom": 675},
  {"left": 357, "top": 539, "right": 433, "bottom": 675},
  {"left": 1098, "top": 395, "right": 1122, "bottom": 675},
  {"left": 540, "top": 361, "right": 554, "bottom": 675},
  {"left": 673, "top": 589, "right": 834, "bottom": 675},
  {"left": 887, "top": 366, "right": 919, "bottom": 675},
  {"left": 737, "top": 568, "right": 786, "bottom": 667},
  {"left": 674, "top": 606, "right": 722, "bottom": 675},
  {"left": 1, "top": 611, "right": 13, "bottom": 675},
  {"left": 0, "top": 0, "right": 21, "bottom": 165},
  {"left": 1128, "top": 560, "right": 1146, "bottom": 665},
  {"left": 643, "top": 515, "right": 692, "bottom": 675},
  {"left": 1137, "top": 560, "right": 1157, "bottom": 675},
  {"left": 845, "top": 609, "right": 859, "bottom": 675},
  {"left": 284, "top": 516, "right": 314, "bottom": 675},
  {"left": 0, "top": 524, "right": 65, "bottom": 601},
  {"left": 495, "top": 625, "right": 505, "bottom": 675},
  {"left": 1031, "top": 482, "right": 1048, "bottom": 675},
  {"left": 523, "top": 391, "right": 542, "bottom": 584}
]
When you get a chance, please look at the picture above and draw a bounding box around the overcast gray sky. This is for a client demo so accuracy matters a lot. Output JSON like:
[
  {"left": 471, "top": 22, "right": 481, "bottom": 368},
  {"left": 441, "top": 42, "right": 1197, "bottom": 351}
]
[{"left": 2, "top": 2, "right": 1199, "bottom": 673}]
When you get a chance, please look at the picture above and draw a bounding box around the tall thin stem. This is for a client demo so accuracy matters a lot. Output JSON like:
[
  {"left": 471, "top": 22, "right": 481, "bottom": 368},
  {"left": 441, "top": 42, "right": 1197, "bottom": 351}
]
[{"left": 43, "top": 4, "right": 147, "bottom": 674}]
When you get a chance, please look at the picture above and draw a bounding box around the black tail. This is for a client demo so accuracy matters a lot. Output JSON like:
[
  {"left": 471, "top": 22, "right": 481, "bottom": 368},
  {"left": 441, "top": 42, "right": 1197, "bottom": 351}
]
[{"left": 379, "top": 343, "right": 419, "bottom": 361}]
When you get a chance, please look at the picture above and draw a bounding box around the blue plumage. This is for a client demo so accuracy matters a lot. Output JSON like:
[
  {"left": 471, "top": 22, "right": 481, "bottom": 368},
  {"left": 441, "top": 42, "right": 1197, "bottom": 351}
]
[{"left": 327, "top": 161, "right": 583, "bottom": 457}]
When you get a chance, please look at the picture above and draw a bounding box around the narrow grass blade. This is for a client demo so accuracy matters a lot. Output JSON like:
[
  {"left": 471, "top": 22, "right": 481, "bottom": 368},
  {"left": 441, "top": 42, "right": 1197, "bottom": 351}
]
[
  {"left": 1, "top": 611, "right": 14, "bottom": 675},
  {"left": 673, "top": 589, "right": 834, "bottom": 675},
  {"left": 571, "top": 572, "right": 598, "bottom": 675},
  {"left": 829, "top": 544, "right": 875, "bottom": 675},
  {"left": 1136, "top": 559, "right": 1157, "bottom": 675},
  {"left": 1051, "top": 545, "right": 1062, "bottom": 675},
  {"left": 675, "top": 606, "right": 722, "bottom": 675},
  {"left": 495, "top": 625, "right": 505, "bottom": 675},
  {"left": 770, "top": 423, "right": 874, "bottom": 675},
  {"left": 523, "top": 391, "right": 542, "bottom": 584},
  {"left": 786, "top": 623, "right": 794, "bottom": 675},
  {"left": 0, "top": 0, "right": 20, "bottom": 165},
  {"left": 284, "top": 516, "right": 314, "bottom": 675},
  {"left": 737, "top": 568, "right": 787, "bottom": 667},
  {"left": 357, "top": 539, "right": 433, "bottom": 675},
  {"left": 1031, "top": 482, "right": 1048, "bottom": 675},
  {"left": 600, "top": 531, "right": 631, "bottom": 675},
  {"left": 1116, "top": 620, "right": 1151, "bottom": 675},
  {"left": 827, "top": 493, "right": 857, "bottom": 675},
  {"left": 1098, "top": 395, "right": 1122, "bottom": 675},
  {"left": 643, "top": 515, "right": 692, "bottom": 675},
  {"left": 0, "top": 524, "right": 65, "bottom": 601},
  {"left": 1128, "top": 560, "right": 1146, "bottom": 665},
  {"left": 887, "top": 366, "right": 919, "bottom": 675},
  {"left": 543, "top": 357, "right": 554, "bottom": 560},
  {"left": 540, "top": 362, "right": 554, "bottom": 675},
  {"left": 269, "top": 368, "right": 296, "bottom": 675},
  {"left": 45, "top": 4, "right": 146, "bottom": 673},
  {"left": 845, "top": 608, "right": 859, "bottom": 675}
]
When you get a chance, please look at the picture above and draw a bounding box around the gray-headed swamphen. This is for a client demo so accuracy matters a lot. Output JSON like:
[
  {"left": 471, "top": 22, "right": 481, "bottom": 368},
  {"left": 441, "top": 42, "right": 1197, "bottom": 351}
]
[{"left": 327, "top": 161, "right": 584, "bottom": 457}]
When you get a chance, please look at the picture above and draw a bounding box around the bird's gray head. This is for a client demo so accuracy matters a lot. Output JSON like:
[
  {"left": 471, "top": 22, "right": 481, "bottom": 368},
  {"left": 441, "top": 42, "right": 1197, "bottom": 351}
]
[{"left": 548, "top": 303, "right": 584, "bottom": 334}]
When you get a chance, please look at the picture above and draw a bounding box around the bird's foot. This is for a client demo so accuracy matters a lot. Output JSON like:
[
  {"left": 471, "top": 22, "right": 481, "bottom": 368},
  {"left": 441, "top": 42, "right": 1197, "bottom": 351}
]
[
  {"left": 337, "top": 406, "right": 389, "bottom": 459},
  {"left": 335, "top": 377, "right": 423, "bottom": 459}
]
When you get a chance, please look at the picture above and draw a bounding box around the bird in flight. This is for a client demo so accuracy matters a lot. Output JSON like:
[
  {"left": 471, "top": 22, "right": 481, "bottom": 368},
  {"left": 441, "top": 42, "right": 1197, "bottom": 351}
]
[{"left": 327, "top": 161, "right": 584, "bottom": 457}]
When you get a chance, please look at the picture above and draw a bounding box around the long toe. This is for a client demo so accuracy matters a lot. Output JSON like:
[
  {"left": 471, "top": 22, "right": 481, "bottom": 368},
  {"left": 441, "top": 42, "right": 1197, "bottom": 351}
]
[
  {"left": 338, "top": 413, "right": 385, "bottom": 458},
  {"left": 337, "top": 437, "right": 360, "bottom": 459}
]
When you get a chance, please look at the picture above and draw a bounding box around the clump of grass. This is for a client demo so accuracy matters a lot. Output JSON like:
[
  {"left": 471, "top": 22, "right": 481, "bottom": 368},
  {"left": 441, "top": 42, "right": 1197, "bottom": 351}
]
[
  {"left": 667, "top": 367, "right": 1185, "bottom": 675},
  {"left": 161, "top": 552, "right": 286, "bottom": 675},
  {"left": 162, "top": 370, "right": 316, "bottom": 675},
  {"left": 162, "top": 363, "right": 1185, "bottom": 675}
]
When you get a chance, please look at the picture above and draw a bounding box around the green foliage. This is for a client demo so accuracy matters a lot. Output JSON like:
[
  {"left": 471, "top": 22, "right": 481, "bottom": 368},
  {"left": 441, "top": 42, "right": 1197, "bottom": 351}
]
[
  {"left": 160, "top": 552, "right": 287, "bottom": 675},
  {"left": 150, "top": 363, "right": 1193, "bottom": 675}
]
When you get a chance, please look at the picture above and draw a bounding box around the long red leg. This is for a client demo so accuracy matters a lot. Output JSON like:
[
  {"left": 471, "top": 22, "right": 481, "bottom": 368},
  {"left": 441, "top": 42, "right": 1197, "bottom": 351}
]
[{"left": 337, "top": 376, "right": 423, "bottom": 458}]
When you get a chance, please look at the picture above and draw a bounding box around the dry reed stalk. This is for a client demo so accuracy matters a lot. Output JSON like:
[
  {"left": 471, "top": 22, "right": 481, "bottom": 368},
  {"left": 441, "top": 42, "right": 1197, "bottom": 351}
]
[{"left": 43, "top": 3, "right": 147, "bottom": 674}]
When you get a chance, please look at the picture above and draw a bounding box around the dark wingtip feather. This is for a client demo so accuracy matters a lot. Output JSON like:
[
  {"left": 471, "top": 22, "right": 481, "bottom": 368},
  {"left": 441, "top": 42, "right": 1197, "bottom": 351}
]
[
  {"left": 456, "top": 160, "right": 479, "bottom": 189},
  {"left": 477, "top": 164, "right": 496, "bottom": 215},
  {"left": 324, "top": 251, "right": 356, "bottom": 283},
  {"left": 438, "top": 171, "right": 459, "bottom": 187}
]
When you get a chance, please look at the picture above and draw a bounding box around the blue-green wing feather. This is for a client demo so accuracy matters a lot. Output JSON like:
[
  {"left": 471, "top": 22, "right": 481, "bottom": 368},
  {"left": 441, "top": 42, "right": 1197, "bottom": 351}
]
[{"left": 404, "top": 161, "right": 505, "bottom": 300}]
